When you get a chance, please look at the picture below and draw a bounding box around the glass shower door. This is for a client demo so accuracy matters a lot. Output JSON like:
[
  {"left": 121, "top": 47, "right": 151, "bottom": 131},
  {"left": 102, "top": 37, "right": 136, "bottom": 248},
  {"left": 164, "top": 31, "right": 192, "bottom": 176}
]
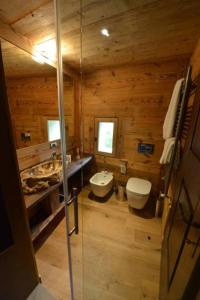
[{"left": 55, "top": 0, "right": 83, "bottom": 299}]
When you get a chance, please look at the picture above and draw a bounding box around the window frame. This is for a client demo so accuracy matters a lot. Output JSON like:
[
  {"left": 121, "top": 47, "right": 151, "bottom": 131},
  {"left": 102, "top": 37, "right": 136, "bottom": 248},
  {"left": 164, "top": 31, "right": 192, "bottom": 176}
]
[
  {"left": 94, "top": 117, "right": 118, "bottom": 157},
  {"left": 47, "top": 119, "right": 61, "bottom": 142},
  {"left": 42, "top": 115, "right": 70, "bottom": 144}
]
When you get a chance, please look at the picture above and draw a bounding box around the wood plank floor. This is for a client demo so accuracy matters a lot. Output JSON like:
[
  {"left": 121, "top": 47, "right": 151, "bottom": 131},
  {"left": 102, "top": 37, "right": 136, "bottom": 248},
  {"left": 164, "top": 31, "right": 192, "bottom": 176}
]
[{"left": 36, "top": 187, "right": 161, "bottom": 300}]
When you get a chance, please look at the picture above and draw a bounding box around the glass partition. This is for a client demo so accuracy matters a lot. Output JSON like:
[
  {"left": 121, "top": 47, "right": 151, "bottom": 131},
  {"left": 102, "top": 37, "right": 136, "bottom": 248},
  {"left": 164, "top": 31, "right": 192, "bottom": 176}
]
[
  {"left": 1, "top": 38, "right": 59, "bottom": 149},
  {"left": 1, "top": 1, "right": 72, "bottom": 299},
  {"left": 56, "top": 0, "right": 82, "bottom": 299}
]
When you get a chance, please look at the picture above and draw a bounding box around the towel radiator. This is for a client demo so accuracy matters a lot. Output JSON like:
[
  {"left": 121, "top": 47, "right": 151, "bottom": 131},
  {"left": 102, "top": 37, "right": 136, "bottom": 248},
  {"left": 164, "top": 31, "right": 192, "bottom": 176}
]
[{"left": 162, "top": 65, "right": 192, "bottom": 199}]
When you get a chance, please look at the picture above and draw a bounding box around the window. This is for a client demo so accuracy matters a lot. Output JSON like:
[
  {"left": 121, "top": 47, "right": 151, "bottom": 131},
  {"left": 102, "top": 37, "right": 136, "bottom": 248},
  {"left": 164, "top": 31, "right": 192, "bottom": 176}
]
[
  {"left": 47, "top": 120, "right": 61, "bottom": 142},
  {"left": 95, "top": 118, "right": 117, "bottom": 156}
]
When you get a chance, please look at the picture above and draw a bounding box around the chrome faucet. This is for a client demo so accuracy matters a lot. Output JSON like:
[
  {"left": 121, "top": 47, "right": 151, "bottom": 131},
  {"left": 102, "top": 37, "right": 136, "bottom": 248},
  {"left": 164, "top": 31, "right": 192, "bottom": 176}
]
[{"left": 51, "top": 151, "right": 57, "bottom": 170}]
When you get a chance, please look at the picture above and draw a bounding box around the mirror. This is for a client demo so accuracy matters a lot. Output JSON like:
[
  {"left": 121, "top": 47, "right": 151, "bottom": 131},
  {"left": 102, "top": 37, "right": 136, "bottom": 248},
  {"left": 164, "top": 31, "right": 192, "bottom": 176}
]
[{"left": 1, "top": 38, "right": 75, "bottom": 149}]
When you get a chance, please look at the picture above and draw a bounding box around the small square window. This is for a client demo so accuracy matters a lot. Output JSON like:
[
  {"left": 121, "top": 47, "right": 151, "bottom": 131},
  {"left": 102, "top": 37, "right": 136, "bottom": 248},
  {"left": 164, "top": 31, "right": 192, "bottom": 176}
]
[
  {"left": 95, "top": 118, "right": 117, "bottom": 156},
  {"left": 47, "top": 120, "right": 60, "bottom": 142}
]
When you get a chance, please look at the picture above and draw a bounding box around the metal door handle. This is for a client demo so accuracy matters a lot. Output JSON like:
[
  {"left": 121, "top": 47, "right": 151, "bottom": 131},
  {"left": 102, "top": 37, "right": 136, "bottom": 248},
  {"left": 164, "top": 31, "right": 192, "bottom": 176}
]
[
  {"left": 67, "top": 187, "right": 79, "bottom": 236},
  {"left": 73, "top": 188, "right": 79, "bottom": 235}
]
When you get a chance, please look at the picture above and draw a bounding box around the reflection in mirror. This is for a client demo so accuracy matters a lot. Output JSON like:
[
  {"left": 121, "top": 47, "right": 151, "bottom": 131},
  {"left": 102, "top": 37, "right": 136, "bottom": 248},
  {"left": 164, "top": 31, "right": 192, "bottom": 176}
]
[{"left": 1, "top": 38, "right": 75, "bottom": 149}]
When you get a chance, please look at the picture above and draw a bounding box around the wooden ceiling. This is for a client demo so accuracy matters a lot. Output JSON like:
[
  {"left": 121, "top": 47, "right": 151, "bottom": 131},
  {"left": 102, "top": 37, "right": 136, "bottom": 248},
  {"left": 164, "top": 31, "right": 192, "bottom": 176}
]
[
  {"left": 1, "top": 39, "right": 56, "bottom": 78},
  {"left": 0, "top": 0, "right": 200, "bottom": 73}
]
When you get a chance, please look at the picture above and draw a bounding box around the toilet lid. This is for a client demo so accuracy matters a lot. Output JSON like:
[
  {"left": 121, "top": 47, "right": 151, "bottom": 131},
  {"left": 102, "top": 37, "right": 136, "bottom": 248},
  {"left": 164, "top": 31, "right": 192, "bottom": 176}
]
[{"left": 126, "top": 178, "right": 151, "bottom": 196}]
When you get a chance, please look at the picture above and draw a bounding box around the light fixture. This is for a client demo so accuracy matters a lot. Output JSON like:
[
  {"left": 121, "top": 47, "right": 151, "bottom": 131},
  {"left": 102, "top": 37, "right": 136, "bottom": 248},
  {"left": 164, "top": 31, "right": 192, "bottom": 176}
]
[
  {"left": 101, "top": 28, "right": 110, "bottom": 37},
  {"left": 36, "top": 39, "right": 57, "bottom": 62},
  {"left": 32, "top": 51, "right": 45, "bottom": 64}
]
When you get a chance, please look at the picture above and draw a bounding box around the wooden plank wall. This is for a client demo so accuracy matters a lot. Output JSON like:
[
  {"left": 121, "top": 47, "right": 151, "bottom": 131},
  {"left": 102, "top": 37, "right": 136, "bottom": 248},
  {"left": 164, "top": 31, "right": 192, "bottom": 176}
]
[
  {"left": 6, "top": 75, "right": 75, "bottom": 149},
  {"left": 191, "top": 39, "right": 200, "bottom": 79},
  {"left": 82, "top": 60, "right": 187, "bottom": 192},
  {"left": 16, "top": 138, "right": 76, "bottom": 172},
  {"left": 16, "top": 141, "right": 61, "bottom": 171}
]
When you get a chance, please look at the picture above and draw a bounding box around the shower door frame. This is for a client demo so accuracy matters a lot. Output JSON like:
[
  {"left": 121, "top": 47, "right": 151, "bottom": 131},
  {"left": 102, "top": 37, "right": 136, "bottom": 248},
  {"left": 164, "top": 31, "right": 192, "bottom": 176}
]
[{"left": 54, "top": 1, "right": 80, "bottom": 299}]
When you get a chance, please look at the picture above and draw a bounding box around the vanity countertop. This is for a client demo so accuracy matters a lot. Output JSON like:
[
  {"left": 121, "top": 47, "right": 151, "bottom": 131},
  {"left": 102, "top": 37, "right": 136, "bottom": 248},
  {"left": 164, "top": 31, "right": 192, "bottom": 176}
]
[{"left": 24, "top": 155, "right": 93, "bottom": 209}]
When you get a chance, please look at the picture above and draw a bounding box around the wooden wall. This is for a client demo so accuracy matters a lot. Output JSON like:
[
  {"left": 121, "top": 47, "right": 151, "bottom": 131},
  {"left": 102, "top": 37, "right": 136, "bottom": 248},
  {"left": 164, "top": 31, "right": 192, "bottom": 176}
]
[
  {"left": 191, "top": 39, "right": 200, "bottom": 79},
  {"left": 16, "top": 141, "right": 61, "bottom": 171},
  {"left": 6, "top": 75, "right": 75, "bottom": 149},
  {"left": 82, "top": 60, "right": 187, "bottom": 192}
]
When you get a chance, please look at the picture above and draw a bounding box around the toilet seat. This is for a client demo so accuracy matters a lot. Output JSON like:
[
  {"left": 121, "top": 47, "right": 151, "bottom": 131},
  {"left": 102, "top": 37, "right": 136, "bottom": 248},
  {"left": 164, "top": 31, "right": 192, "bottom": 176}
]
[{"left": 126, "top": 178, "right": 151, "bottom": 196}]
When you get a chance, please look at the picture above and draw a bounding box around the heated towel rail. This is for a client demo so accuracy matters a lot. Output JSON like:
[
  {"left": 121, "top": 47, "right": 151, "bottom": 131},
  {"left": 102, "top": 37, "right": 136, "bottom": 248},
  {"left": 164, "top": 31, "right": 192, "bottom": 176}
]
[{"left": 162, "top": 65, "right": 192, "bottom": 198}]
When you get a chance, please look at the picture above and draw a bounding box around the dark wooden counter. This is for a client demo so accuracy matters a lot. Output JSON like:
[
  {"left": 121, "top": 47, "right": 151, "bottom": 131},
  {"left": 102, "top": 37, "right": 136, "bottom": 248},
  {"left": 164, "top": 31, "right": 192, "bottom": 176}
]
[{"left": 24, "top": 155, "right": 93, "bottom": 209}]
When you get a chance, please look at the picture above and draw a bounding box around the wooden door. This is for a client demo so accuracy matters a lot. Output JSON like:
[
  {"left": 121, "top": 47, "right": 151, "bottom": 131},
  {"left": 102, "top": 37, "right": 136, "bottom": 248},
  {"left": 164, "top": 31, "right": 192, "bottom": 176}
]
[
  {"left": 0, "top": 45, "right": 39, "bottom": 299},
  {"left": 160, "top": 79, "right": 200, "bottom": 299}
]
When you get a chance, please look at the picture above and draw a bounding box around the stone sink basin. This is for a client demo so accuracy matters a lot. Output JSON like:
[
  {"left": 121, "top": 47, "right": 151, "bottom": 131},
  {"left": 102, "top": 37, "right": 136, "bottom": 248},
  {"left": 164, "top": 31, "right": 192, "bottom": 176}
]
[{"left": 21, "top": 160, "right": 62, "bottom": 195}]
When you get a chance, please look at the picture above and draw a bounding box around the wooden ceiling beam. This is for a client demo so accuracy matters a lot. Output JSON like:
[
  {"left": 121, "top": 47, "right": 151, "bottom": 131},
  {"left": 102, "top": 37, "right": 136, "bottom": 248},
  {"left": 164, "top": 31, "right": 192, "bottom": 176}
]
[{"left": 0, "top": 18, "right": 78, "bottom": 78}]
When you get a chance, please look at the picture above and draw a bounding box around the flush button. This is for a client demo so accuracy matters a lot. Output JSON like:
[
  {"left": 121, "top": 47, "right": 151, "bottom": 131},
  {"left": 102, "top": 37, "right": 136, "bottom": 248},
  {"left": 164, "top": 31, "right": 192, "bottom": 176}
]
[{"left": 138, "top": 143, "right": 154, "bottom": 154}]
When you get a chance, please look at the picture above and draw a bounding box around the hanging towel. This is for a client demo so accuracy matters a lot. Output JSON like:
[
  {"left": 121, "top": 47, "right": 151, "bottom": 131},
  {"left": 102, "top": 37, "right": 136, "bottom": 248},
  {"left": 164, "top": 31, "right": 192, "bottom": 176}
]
[
  {"left": 163, "top": 78, "right": 184, "bottom": 140},
  {"left": 160, "top": 137, "right": 175, "bottom": 165}
]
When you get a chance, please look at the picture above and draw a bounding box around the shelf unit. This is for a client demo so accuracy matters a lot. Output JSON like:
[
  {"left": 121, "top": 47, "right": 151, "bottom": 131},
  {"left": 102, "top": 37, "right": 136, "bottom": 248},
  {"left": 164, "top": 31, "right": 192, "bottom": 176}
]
[
  {"left": 24, "top": 156, "right": 93, "bottom": 247},
  {"left": 31, "top": 201, "right": 65, "bottom": 242}
]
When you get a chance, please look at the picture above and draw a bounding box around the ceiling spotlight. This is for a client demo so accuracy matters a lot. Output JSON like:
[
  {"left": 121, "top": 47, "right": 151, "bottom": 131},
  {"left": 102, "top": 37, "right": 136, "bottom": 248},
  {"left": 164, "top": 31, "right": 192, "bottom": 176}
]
[{"left": 101, "top": 28, "right": 110, "bottom": 37}]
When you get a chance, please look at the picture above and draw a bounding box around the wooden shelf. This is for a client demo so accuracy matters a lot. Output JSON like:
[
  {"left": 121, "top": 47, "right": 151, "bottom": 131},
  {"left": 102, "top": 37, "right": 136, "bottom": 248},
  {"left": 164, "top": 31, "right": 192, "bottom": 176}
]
[
  {"left": 25, "top": 182, "right": 62, "bottom": 210},
  {"left": 24, "top": 155, "right": 93, "bottom": 247},
  {"left": 31, "top": 202, "right": 65, "bottom": 242}
]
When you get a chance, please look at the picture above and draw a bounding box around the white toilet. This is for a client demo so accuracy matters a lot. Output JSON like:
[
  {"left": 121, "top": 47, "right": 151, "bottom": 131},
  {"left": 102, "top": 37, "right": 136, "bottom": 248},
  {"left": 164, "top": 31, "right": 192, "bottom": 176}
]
[{"left": 126, "top": 177, "right": 152, "bottom": 209}]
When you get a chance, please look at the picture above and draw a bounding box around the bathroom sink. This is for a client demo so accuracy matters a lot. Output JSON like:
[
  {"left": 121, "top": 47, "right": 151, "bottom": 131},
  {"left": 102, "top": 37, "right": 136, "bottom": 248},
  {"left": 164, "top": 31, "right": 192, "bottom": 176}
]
[{"left": 20, "top": 160, "right": 62, "bottom": 194}]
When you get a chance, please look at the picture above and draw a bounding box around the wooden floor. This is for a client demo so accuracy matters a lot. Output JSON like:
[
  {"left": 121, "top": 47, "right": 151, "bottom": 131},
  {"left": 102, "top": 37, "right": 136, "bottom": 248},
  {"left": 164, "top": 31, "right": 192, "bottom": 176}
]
[{"left": 36, "top": 187, "right": 161, "bottom": 300}]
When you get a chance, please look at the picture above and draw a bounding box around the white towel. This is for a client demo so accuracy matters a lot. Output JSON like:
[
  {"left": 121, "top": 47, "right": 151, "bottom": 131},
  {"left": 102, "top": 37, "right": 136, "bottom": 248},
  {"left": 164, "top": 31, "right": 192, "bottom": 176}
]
[
  {"left": 160, "top": 138, "right": 175, "bottom": 165},
  {"left": 163, "top": 78, "right": 184, "bottom": 140}
]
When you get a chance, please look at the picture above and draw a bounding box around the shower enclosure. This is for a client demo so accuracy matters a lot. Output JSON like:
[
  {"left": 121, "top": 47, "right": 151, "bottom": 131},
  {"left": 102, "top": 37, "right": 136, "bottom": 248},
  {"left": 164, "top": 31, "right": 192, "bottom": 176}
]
[
  {"left": 54, "top": 1, "right": 83, "bottom": 299},
  {"left": 54, "top": 1, "right": 161, "bottom": 300}
]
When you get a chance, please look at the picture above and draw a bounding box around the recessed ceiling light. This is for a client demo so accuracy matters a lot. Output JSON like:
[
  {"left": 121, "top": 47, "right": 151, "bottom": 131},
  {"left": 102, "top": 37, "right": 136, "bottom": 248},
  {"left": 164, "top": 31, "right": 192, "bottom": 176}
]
[{"left": 101, "top": 28, "right": 110, "bottom": 37}]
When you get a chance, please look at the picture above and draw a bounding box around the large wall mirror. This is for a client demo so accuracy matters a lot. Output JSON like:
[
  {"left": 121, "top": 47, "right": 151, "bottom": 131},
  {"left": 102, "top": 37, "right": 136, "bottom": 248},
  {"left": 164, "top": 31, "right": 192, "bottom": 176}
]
[{"left": 1, "top": 38, "right": 75, "bottom": 149}]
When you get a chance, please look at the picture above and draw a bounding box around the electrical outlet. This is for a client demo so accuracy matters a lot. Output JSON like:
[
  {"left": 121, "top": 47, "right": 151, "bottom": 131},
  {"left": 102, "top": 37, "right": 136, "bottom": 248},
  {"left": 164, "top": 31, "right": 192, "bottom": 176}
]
[
  {"left": 50, "top": 142, "right": 57, "bottom": 149},
  {"left": 21, "top": 132, "right": 31, "bottom": 141}
]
